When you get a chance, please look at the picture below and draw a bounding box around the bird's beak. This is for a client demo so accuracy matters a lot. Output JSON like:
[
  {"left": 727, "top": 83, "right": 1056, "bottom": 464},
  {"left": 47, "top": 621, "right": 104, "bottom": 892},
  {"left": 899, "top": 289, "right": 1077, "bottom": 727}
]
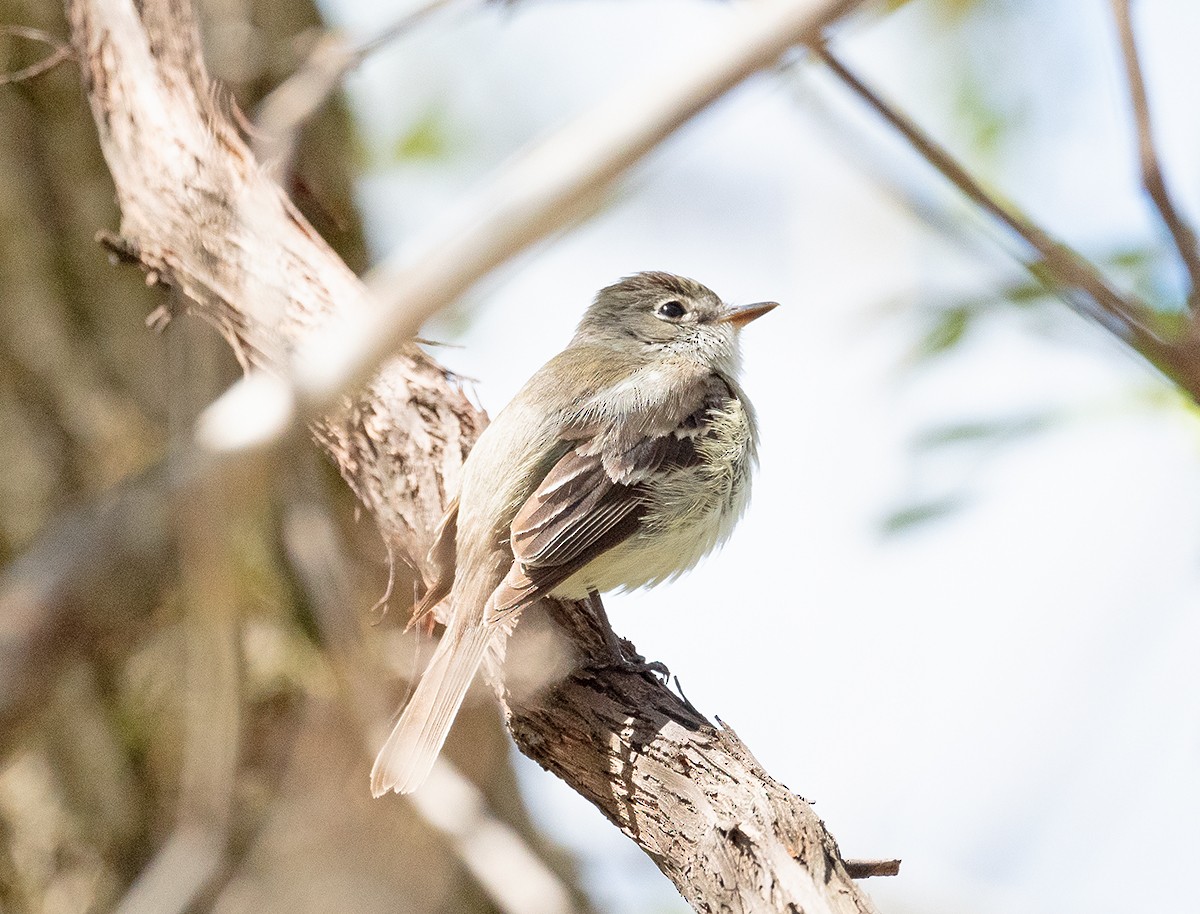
[{"left": 717, "top": 301, "right": 779, "bottom": 328}]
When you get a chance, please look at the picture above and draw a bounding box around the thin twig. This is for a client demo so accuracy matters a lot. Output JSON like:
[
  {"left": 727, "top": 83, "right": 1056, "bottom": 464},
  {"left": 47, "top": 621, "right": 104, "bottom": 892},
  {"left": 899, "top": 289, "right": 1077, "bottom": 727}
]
[
  {"left": 813, "top": 46, "right": 1192, "bottom": 385},
  {"left": 252, "top": 0, "right": 462, "bottom": 178},
  {"left": 844, "top": 859, "right": 902, "bottom": 879},
  {"left": 0, "top": 25, "right": 74, "bottom": 86},
  {"left": 1110, "top": 0, "right": 1200, "bottom": 309}
]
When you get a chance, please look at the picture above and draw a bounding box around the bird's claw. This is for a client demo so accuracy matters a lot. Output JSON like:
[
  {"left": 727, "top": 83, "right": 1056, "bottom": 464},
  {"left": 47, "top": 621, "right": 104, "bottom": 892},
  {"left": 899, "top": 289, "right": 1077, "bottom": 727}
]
[{"left": 597, "top": 639, "right": 671, "bottom": 683}]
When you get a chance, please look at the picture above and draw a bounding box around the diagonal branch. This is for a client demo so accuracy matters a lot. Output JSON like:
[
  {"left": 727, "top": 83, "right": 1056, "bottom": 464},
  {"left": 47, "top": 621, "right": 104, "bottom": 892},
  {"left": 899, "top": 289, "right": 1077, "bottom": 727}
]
[
  {"left": 814, "top": 45, "right": 1200, "bottom": 398},
  {"left": 1110, "top": 0, "right": 1200, "bottom": 309},
  {"left": 0, "top": 25, "right": 75, "bottom": 86},
  {"left": 65, "top": 0, "right": 885, "bottom": 910},
  {"left": 251, "top": 0, "right": 462, "bottom": 181},
  {"left": 195, "top": 0, "right": 873, "bottom": 461}
]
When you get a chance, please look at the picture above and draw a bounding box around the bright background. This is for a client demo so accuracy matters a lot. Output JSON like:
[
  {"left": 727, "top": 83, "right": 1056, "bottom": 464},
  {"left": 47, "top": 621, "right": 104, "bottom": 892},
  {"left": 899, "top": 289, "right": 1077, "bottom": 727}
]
[{"left": 324, "top": 0, "right": 1200, "bottom": 911}]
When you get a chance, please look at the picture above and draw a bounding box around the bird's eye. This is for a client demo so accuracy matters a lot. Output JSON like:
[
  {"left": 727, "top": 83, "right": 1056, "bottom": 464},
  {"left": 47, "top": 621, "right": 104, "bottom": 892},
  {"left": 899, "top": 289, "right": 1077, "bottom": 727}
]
[{"left": 657, "top": 300, "right": 686, "bottom": 319}]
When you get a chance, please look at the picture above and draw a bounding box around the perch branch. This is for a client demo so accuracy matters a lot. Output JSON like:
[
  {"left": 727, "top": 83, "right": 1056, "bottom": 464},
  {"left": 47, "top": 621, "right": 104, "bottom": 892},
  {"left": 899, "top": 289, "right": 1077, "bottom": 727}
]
[
  {"left": 1110, "top": 0, "right": 1200, "bottom": 309},
  {"left": 65, "top": 0, "right": 884, "bottom": 910}
]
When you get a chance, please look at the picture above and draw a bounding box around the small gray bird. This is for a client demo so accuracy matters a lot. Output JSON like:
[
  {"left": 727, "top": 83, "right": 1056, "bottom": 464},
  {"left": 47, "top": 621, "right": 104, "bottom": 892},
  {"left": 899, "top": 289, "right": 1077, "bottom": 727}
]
[{"left": 371, "top": 272, "right": 776, "bottom": 796}]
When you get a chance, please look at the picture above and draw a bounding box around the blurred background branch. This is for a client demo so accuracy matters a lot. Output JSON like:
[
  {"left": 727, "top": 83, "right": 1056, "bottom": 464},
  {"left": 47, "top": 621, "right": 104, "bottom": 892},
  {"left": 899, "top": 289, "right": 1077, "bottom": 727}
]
[
  {"left": 0, "top": 25, "right": 73, "bottom": 86},
  {"left": 251, "top": 0, "right": 463, "bottom": 179},
  {"left": 1109, "top": 0, "right": 1200, "bottom": 309},
  {"left": 814, "top": 44, "right": 1200, "bottom": 396},
  {"left": 197, "top": 0, "right": 872, "bottom": 464}
]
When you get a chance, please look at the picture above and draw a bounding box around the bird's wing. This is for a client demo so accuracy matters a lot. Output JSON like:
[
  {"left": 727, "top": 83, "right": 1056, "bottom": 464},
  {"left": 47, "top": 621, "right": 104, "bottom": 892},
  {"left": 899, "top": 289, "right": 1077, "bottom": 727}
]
[
  {"left": 372, "top": 370, "right": 735, "bottom": 795},
  {"left": 486, "top": 389, "right": 728, "bottom": 619}
]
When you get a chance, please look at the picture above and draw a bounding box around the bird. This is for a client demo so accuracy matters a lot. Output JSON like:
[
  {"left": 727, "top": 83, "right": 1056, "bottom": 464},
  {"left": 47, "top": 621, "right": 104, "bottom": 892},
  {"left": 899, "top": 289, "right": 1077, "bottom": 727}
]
[{"left": 371, "top": 271, "right": 776, "bottom": 796}]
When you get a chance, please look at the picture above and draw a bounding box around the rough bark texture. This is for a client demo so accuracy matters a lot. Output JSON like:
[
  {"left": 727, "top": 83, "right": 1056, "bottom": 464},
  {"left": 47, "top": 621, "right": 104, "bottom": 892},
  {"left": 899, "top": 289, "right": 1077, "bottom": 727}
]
[
  {"left": 1, "top": 1, "right": 565, "bottom": 911},
  {"left": 65, "top": 0, "right": 882, "bottom": 910}
]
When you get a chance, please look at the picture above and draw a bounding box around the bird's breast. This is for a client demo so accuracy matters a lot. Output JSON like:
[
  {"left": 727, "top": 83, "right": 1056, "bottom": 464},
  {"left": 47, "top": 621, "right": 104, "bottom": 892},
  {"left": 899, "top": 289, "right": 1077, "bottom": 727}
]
[{"left": 554, "top": 394, "right": 757, "bottom": 598}]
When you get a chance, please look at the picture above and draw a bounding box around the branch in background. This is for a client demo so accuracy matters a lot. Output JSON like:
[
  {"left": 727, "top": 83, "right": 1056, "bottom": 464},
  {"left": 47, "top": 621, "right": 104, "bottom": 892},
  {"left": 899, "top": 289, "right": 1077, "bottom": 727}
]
[
  {"left": 66, "top": 0, "right": 885, "bottom": 910},
  {"left": 0, "top": 25, "right": 74, "bottom": 86},
  {"left": 814, "top": 45, "right": 1200, "bottom": 399},
  {"left": 279, "top": 486, "right": 584, "bottom": 914},
  {"left": 196, "top": 0, "right": 873, "bottom": 463},
  {"left": 251, "top": 0, "right": 462, "bottom": 180},
  {"left": 1110, "top": 0, "right": 1200, "bottom": 309},
  {"left": 0, "top": 468, "right": 170, "bottom": 749},
  {"left": 116, "top": 310, "right": 246, "bottom": 914}
]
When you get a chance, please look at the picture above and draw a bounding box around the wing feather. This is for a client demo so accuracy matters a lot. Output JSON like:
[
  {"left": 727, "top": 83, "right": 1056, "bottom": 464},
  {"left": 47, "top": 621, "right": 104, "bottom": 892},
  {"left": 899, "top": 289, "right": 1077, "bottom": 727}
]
[{"left": 489, "top": 417, "right": 708, "bottom": 618}]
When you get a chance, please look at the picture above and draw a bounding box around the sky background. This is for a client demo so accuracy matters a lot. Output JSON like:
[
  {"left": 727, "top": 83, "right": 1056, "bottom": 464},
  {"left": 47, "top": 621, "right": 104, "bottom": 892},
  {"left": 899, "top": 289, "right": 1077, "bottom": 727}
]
[{"left": 318, "top": 0, "right": 1200, "bottom": 911}]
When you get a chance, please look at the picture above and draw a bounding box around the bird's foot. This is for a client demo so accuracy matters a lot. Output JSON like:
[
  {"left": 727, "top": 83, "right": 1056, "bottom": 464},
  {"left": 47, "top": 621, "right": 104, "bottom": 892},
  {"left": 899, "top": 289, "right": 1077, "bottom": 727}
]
[
  {"left": 596, "top": 637, "right": 671, "bottom": 683},
  {"left": 580, "top": 590, "right": 670, "bottom": 682}
]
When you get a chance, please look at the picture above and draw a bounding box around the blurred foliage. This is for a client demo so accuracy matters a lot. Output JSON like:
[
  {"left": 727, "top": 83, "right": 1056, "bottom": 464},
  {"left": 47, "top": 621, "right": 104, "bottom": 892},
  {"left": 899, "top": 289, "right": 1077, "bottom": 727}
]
[
  {"left": 884, "top": 245, "right": 1164, "bottom": 534},
  {"left": 884, "top": 0, "right": 987, "bottom": 23},
  {"left": 913, "top": 413, "right": 1055, "bottom": 448},
  {"left": 881, "top": 497, "right": 966, "bottom": 535},
  {"left": 870, "top": 0, "right": 1199, "bottom": 535},
  {"left": 905, "top": 246, "right": 1170, "bottom": 368},
  {"left": 393, "top": 105, "right": 456, "bottom": 162}
]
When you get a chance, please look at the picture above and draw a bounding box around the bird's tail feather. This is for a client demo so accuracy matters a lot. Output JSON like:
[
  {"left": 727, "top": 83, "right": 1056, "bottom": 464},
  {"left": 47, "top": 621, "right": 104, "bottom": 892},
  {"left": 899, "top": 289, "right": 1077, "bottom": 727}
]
[{"left": 371, "top": 619, "right": 497, "bottom": 796}]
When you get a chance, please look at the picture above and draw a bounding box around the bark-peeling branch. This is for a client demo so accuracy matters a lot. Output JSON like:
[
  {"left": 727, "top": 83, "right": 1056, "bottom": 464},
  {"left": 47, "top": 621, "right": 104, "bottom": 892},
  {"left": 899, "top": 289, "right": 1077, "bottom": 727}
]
[{"left": 65, "top": 0, "right": 883, "bottom": 910}]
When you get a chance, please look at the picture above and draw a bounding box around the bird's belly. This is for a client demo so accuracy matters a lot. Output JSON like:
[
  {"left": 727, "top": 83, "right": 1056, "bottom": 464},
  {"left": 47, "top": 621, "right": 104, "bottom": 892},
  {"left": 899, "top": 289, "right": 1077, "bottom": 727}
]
[
  {"left": 552, "top": 514, "right": 731, "bottom": 598},
  {"left": 553, "top": 396, "right": 755, "bottom": 599}
]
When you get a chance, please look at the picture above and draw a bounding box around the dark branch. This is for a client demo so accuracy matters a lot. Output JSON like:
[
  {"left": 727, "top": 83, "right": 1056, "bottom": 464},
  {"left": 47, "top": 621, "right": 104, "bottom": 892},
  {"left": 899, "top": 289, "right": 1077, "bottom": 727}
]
[
  {"left": 813, "top": 45, "right": 1200, "bottom": 397},
  {"left": 1110, "top": 0, "right": 1200, "bottom": 309},
  {"left": 844, "top": 859, "right": 902, "bottom": 879}
]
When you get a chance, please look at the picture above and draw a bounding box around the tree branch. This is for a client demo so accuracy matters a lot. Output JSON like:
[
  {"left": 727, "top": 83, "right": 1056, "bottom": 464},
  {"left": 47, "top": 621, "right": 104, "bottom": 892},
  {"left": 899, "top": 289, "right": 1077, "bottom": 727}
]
[
  {"left": 1110, "top": 0, "right": 1200, "bottom": 309},
  {"left": 195, "top": 0, "right": 872, "bottom": 462},
  {"left": 814, "top": 45, "right": 1200, "bottom": 399},
  {"left": 0, "top": 24, "right": 74, "bottom": 86},
  {"left": 65, "top": 0, "right": 884, "bottom": 911},
  {"left": 250, "top": 0, "right": 462, "bottom": 181},
  {"left": 0, "top": 467, "right": 170, "bottom": 749}
]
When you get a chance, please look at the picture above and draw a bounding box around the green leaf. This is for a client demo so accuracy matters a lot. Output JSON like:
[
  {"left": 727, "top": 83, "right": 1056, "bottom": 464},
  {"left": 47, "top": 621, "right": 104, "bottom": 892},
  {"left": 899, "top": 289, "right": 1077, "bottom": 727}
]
[
  {"left": 880, "top": 498, "right": 963, "bottom": 535},
  {"left": 916, "top": 306, "right": 972, "bottom": 359},
  {"left": 914, "top": 414, "right": 1054, "bottom": 449},
  {"left": 1005, "top": 279, "right": 1051, "bottom": 307},
  {"left": 393, "top": 107, "right": 452, "bottom": 162}
]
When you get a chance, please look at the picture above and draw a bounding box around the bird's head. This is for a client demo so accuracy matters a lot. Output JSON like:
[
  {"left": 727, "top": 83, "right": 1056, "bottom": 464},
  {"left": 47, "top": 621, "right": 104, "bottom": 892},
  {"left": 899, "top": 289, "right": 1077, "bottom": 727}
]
[{"left": 574, "top": 272, "right": 777, "bottom": 372}]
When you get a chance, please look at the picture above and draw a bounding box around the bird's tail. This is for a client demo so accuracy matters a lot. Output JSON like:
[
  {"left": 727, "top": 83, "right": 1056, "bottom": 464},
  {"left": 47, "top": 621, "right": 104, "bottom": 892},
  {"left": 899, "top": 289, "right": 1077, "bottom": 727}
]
[{"left": 371, "top": 616, "right": 498, "bottom": 796}]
